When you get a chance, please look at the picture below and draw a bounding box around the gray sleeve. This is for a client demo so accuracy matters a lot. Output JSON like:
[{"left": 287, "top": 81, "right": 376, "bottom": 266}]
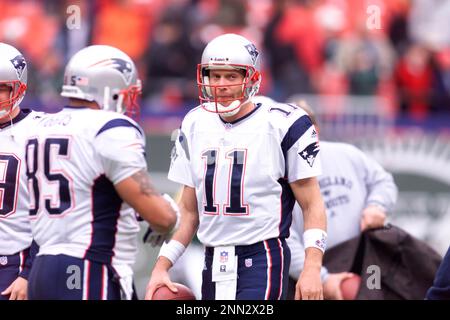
[{"left": 356, "top": 148, "right": 398, "bottom": 213}]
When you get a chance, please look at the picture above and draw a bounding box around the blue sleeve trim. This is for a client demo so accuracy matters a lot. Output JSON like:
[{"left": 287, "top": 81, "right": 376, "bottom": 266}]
[
  {"left": 280, "top": 115, "right": 313, "bottom": 157},
  {"left": 96, "top": 119, "right": 143, "bottom": 137}
]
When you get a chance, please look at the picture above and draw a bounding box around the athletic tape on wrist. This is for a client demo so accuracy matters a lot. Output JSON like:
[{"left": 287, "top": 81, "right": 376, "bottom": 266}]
[
  {"left": 303, "top": 228, "right": 327, "bottom": 253},
  {"left": 158, "top": 240, "right": 186, "bottom": 265},
  {"left": 162, "top": 193, "right": 181, "bottom": 234}
]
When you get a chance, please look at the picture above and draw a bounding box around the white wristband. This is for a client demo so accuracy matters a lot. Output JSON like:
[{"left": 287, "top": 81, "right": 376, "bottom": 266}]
[
  {"left": 162, "top": 193, "right": 181, "bottom": 232},
  {"left": 158, "top": 240, "right": 186, "bottom": 265},
  {"left": 303, "top": 228, "right": 327, "bottom": 253}
]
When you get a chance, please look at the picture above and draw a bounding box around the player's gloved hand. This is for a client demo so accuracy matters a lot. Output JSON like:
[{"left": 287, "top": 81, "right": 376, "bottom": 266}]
[{"left": 143, "top": 193, "right": 180, "bottom": 247}]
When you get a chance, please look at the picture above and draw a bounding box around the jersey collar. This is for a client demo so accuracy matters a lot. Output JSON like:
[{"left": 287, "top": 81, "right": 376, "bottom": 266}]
[
  {"left": 63, "top": 105, "right": 90, "bottom": 110},
  {"left": 218, "top": 103, "right": 261, "bottom": 126},
  {"left": 0, "top": 108, "right": 32, "bottom": 129}
]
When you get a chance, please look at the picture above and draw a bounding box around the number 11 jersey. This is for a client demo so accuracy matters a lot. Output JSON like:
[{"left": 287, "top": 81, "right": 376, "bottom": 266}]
[{"left": 168, "top": 101, "right": 322, "bottom": 247}]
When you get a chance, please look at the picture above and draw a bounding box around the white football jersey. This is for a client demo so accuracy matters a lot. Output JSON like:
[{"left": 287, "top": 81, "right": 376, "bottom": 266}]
[
  {"left": 169, "top": 101, "right": 321, "bottom": 247},
  {"left": 0, "top": 109, "right": 43, "bottom": 255},
  {"left": 26, "top": 107, "right": 146, "bottom": 270}
]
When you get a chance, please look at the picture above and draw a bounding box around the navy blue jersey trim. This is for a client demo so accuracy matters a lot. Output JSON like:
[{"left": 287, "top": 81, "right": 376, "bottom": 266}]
[
  {"left": 96, "top": 118, "right": 143, "bottom": 137},
  {"left": 0, "top": 108, "right": 31, "bottom": 129},
  {"left": 280, "top": 115, "right": 313, "bottom": 156},
  {"left": 63, "top": 105, "right": 90, "bottom": 109},
  {"left": 219, "top": 103, "right": 261, "bottom": 125},
  {"left": 84, "top": 175, "right": 122, "bottom": 264},
  {"left": 277, "top": 178, "right": 296, "bottom": 239}
]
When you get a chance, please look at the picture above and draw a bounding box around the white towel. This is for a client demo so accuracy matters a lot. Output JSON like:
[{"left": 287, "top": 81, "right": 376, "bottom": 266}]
[{"left": 212, "top": 246, "right": 238, "bottom": 300}]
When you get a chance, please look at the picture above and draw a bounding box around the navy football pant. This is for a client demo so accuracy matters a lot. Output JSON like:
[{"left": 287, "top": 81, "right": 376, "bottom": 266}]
[
  {"left": 202, "top": 238, "right": 291, "bottom": 300},
  {"left": 28, "top": 254, "right": 121, "bottom": 300},
  {"left": 0, "top": 248, "right": 30, "bottom": 300}
]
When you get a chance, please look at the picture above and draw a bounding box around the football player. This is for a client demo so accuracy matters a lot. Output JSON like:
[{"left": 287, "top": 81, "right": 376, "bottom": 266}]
[
  {"left": 25, "top": 45, "right": 179, "bottom": 300},
  {"left": 146, "top": 34, "right": 327, "bottom": 300},
  {"left": 0, "top": 43, "right": 39, "bottom": 300}
]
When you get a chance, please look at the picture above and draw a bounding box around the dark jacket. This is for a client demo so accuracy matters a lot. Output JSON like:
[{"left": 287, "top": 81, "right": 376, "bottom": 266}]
[{"left": 288, "top": 224, "right": 442, "bottom": 300}]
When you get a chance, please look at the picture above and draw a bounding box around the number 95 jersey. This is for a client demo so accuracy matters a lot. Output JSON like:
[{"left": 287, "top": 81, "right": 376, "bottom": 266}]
[{"left": 168, "top": 101, "right": 322, "bottom": 247}]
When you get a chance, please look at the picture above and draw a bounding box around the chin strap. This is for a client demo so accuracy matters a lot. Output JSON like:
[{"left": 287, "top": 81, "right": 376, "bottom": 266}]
[
  {"left": 202, "top": 99, "right": 243, "bottom": 117},
  {"left": 220, "top": 100, "right": 242, "bottom": 117}
]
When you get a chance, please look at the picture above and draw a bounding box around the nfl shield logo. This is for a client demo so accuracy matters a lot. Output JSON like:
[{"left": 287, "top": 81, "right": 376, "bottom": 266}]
[
  {"left": 220, "top": 251, "right": 228, "bottom": 263},
  {"left": 245, "top": 258, "right": 252, "bottom": 268},
  {"left": 0, "top": 256, "right": 7, "bottom": 266}
]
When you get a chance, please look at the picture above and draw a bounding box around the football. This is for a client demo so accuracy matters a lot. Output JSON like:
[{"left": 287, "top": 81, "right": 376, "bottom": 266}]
[
  {"left": 152, "top": 283, "right": 196, "bottom": 300},
  {"left": 340, "top": 273, "right": 361, "bottom": 300}
]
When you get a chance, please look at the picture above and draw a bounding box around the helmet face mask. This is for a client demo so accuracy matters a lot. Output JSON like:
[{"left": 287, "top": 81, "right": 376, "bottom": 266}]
[
  {"left": 197, "top": 34, "right": 261, "bottom": 116},
  {"left": 116, "top": 80, "right": 142, "bottom": 118},
  {"left": 0, "top": 81, "right": 27, "bottom": 118},
  {"left": 0, "top": 43, "right": 28, "bottom": 120},
  {"left": 61, "top": 45, "right": 141, "bottom": 118}
]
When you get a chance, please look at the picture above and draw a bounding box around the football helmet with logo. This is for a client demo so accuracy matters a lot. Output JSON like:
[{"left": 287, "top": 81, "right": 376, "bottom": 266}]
[
  {"left": 197, "top": 33, "right": 262, "bottom": 117},
  {"left": 61, "top": 45, "right": 141, "bottom": 117},
  {"left": 0, "top": 43, "right": 27, "bottom": 120}
]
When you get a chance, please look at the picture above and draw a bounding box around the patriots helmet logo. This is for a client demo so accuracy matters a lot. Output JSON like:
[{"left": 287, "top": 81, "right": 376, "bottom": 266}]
[
  {"left": 244, "top": 43, "right": 259, "bottom": 65},
  {"left": 110, "top": 58, "right": 133, "bottom": 83},
  {"left": 299, "top": 142, "right": 320, "bottom": 167},
  {"left": 10, "top": 55, "right": 26, "bottom": 79},
  {"left": 90, "top": 58, "right": 133, "bottom": 84}
]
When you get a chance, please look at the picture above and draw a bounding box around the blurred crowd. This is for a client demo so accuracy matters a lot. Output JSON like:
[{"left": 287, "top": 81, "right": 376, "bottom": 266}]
[{"left": 1, "top": 0, "right": 450, "bottom": 120}]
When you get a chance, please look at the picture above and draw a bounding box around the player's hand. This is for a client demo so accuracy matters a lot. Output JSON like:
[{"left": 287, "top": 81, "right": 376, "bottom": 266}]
[
  {"left": 1, "top": 276, "right": 28, "bottom": 300},
  {"left": 296, "top": 266, "right": 323, "bottom": 300},
  {"left": 323, "top": 272, "right": 354, "bottom": 300},
  {"left": 145, "top": 257, "right": 178, "bottom": 300},
  {"left": 360, "top": 205, "right": 386, "bottom": 231},
  {"left": 143, "top": 193, "right": 180, "bottom": 246}
]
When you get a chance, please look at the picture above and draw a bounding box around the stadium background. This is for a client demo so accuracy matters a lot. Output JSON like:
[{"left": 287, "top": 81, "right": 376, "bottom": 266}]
[{"left": 2, "top": 0, "right": 449, "bottom": 298}]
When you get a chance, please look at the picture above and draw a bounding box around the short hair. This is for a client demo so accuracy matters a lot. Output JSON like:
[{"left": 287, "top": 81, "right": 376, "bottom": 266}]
[{"left": 295, "top": 100, "right": 318, "bottom": 127}]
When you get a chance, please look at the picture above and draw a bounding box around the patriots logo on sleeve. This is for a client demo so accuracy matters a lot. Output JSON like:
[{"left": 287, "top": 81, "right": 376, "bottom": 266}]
[
  {"left": 244, "top": 43, "right": 259, "bottom": 65},
  {"left": 299, "top": 142, "right": 320, "bottom": 167},
  {"left": 169, "top": 145, "right": 178, "bottom": 168},
  {"left": 10, "top": 55, "right": 26, "bottom": 79}
]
